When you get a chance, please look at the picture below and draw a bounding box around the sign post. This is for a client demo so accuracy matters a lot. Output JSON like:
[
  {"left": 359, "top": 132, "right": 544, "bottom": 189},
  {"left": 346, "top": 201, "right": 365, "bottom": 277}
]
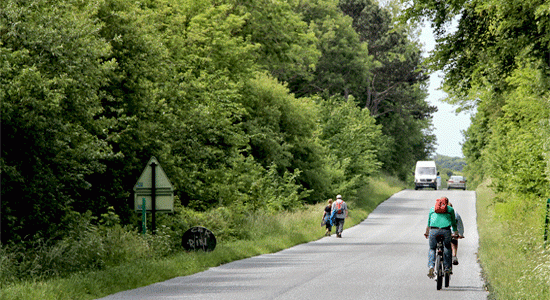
[
  {"left": 142, "top": 197, "right": 146, "bottom": 234},
  {"left": 134, "top": 157, "right": 174, "bottom": 234},
  {"left": 151, "top": 160, "right": 157, "bottom": 234},
  {"left": 545, "top": 199, "right": 550, "bottom": 247}
]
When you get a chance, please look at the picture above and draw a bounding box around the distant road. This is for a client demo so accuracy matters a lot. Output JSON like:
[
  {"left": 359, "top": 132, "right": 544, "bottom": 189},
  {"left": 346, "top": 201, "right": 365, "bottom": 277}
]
[{"left": 98, "top": 190, "right": 488, "bottom": 300}]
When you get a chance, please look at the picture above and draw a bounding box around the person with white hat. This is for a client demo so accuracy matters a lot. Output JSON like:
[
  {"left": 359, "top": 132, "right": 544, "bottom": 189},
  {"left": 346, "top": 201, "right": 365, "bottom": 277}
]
[{"left": 330, "top": 194, "right": 348, "bottom": 238}]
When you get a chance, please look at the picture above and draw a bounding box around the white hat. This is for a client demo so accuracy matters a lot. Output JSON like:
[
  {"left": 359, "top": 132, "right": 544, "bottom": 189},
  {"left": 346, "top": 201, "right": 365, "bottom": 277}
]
[{"left": 336, "top": 195, "right": 342, "bottom": 199}]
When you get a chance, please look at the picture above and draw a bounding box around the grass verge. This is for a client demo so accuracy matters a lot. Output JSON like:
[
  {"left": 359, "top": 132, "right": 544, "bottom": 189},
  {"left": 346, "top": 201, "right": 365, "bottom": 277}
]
[
  {"left": 476, "top": 179, "right": 550, "bottom": 300},
  {"left": 0, "top": 175, "right": 405, "bottom": 300}
]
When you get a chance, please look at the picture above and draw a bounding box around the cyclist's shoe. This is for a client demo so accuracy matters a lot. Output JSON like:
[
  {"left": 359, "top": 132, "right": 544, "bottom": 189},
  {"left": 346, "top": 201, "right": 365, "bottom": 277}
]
[
  {"left": 452, "top": 256, "right": 459, "bottom": 265},
  {"left": 445, "top": 267, "right": 453, "bottom": 275},
  {"left": 427, "top": 267, "right": 435, "bottom": 279}
]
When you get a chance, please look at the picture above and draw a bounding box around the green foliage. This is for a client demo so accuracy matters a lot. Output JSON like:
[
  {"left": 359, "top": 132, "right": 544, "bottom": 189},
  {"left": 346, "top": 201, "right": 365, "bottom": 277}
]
[
  {"left": 289, "top": 0, "right": 372, "bottom": 99},
  {"left": 432, "top": 154, "right": 466, "bottom": 186},
  {"left": 337, "top": 0, "right": 436, "bottom": 179},
  {"left": 230, "top": 0, "right": 321, "bottom": 83},
  {"left": 316, "top": 97, "right": 383, "bottom": 198},
  {"left": 1, "top": 0, "right": 436, "bottom": 286},
  {"left": 434, "top": 154, "right": 466, "bottom": 172},
  {"left": 402, "top": 0, "right": 550, "bottom": 108},
  {"left": 485, "top": 60, "right": 549, "bottom": 197},
  {"left": 238, "top": 73, "right": 327, "bottom": 202},
  {"left": 0, "top": 209, "right": 166, "bottom": 285},
  {"left": 1, "top": 0, "right": 117, "bottom": 243}
]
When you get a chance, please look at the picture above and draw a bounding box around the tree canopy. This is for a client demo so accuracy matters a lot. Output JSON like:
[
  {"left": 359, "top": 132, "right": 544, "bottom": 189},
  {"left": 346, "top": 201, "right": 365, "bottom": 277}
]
[{"left": 1, "top": 0, "right": 435, "bottom": 244}]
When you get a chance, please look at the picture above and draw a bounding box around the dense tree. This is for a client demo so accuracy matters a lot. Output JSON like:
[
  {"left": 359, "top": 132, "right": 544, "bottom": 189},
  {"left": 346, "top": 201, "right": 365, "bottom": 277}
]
[
  {"left": 316, "top": 96, "right": 383, "bottom": 196},
  {"left": 338, "top": 0, "right": 436, "bottom": 179},
  {"left": 230, "top": 0, "right": 321, "bottom": 84},
  {"left": 239, "top": 73, "right": 329, "bottom": 201},
  {"left": 84, "top": 0, "right": 175, "bottom": 223},
  {"left": 434, "top": 154, "right": 466, "bottom": 172},
  {"left": 1, "top": 0, "right": 437, "bottom": 245},
  {"left": 153, "top": 2, "right": 258, "bottom": 209},
  {"left": 484, "top": 62, "right": 549, "bottom": 197},
  {"left": 286, "top": 0, "right": 372, "bottom": 99},
  {"left": 1, "top": 0, "right": 117, "bottom": 242}
]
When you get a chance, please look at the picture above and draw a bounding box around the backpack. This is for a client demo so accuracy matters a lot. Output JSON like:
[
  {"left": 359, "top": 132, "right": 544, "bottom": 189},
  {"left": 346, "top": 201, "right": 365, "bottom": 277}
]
[
  {"left": 335, "top": 201, "right": 344, "bottom": 214},
  {"left": 434, "top": 197, "right": 448, "bottom": 213}
]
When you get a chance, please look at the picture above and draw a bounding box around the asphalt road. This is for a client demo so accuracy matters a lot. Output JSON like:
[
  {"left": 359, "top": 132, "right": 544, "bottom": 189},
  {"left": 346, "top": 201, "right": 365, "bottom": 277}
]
[{"left": 98, "top": 189, "right": 488, "bottom": 300}]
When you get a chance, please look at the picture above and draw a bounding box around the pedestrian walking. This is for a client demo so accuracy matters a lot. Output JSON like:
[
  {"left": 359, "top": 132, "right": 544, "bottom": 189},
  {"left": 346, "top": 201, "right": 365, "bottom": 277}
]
[
  {"left": 321, "top": 199, "right": 333, "bottom": 236},
  {"left": 330, "top": 195, "right": 348, "bottom": 238}
]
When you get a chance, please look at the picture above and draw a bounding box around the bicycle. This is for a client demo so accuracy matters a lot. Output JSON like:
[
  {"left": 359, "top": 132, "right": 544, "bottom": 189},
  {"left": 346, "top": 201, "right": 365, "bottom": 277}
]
[{"left": 434, "top": 235, "right": 451, "bottom": 290}]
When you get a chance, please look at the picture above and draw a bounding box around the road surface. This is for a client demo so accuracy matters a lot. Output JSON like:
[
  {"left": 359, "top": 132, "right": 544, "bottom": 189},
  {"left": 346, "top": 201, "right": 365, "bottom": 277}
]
[{"left": 98, "top": 189, "right": 488, "bottom": 300}]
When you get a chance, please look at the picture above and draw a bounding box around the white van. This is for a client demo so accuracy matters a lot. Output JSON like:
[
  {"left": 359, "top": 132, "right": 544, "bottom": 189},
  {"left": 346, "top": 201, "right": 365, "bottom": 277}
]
[{"left": 414, "top": 161, "right": 439, "bottom": 190}]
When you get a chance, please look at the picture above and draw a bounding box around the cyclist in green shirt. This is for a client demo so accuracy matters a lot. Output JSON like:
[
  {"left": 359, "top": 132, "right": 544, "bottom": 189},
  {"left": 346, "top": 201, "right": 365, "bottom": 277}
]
[{"left": 424, "top": 197, "right": 458, "bottom": 279}]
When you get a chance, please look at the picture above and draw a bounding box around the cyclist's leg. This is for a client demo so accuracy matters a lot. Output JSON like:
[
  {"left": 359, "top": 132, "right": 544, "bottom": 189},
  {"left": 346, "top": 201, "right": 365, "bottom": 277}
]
[
  {"left": 451, "top": 238, "right": 458, "bottom": 256},
  {"left": 451, "top": 238, "right": 459, "bottom": 265},
  {"left": 443, "top": 231, "right": 453, "bottom": 269},
  {"left": 427, "top": 231, "right": 438, "bottom": 268},
  {"left": 427, "top": 231, "right": 438, "bottom": 278}
]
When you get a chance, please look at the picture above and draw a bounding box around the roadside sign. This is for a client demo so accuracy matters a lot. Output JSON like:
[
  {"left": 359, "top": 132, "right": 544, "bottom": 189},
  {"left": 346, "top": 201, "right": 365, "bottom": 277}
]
[
  {"left": 135, "top": 194, "right": 173, "bottom": 212},
  {"left": 134, "top": 156, "right": 174, "bottom": 213},
  {"left": 134, "top": 156, "right": 173, "bottom": 190}
]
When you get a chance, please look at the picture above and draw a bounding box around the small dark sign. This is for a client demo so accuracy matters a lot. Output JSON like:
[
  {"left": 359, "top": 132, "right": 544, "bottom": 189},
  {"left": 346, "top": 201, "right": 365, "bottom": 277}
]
[{"left": 182, "top": 226, "right": 216, "bottom": 252}]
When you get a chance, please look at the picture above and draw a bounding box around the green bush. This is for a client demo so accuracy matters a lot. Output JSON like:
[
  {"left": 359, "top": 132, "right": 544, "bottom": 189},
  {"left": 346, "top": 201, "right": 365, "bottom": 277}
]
[{"left": 0, "top": 209, "right": 179, "bottom": 286}]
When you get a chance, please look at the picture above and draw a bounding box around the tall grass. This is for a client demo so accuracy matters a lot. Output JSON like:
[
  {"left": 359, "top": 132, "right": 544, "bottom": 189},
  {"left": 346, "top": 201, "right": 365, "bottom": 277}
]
[
  {"left": 0, "top": 175, "right": 405, "bottom": 300},
  {"left": 476, "top": 179, "right": 550, "bottom": 299}
]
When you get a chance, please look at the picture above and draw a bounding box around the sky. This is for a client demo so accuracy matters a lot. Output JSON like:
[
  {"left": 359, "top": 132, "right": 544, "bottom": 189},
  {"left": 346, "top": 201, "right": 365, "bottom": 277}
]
[{"left": 419, "top": 22, "right": 472, "bottom": 158}]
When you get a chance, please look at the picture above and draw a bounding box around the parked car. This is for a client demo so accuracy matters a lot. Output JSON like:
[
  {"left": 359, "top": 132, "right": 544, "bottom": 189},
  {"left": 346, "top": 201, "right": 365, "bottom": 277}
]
[{"left": 447, "top": 176, "right": 466, "bottom": 190}]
